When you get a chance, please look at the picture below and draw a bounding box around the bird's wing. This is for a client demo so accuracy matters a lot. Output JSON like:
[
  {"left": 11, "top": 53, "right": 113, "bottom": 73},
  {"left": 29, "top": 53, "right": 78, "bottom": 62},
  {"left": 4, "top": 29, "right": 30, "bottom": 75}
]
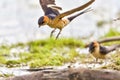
[
  {"left": 39, "top": 0, "right": 62, "bottom": 15},
  {"left": 54, "top": 0, "right": 95, "bottom": 21},
  {"left": 100, "top": 46, "right": 108, "bottom": 55},
  {"left": 100, "top": 44, "right": 120, "bottom": 54}
]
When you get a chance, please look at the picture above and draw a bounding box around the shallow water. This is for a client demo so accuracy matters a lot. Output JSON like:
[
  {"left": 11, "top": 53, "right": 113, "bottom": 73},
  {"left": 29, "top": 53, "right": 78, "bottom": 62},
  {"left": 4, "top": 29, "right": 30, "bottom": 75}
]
[{"left": 0, "top": 0, "right": 120, "bottom": 44}]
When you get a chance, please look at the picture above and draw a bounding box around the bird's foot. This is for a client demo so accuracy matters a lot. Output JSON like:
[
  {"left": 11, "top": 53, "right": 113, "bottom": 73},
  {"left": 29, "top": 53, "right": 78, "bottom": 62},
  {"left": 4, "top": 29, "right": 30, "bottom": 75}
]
[
  {"left": 50, "top": 29, "right": 56, "bottom": 38},
  {"left": 55, "top": 30, "right": 62, "bottom": 40}
]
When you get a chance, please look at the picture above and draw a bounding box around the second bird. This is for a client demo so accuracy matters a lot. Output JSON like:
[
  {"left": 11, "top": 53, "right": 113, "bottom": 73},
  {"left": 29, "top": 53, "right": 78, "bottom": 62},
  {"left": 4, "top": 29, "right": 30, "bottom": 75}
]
[
  {"left": 38, "top": 0, "right": 95, "bottom": 39},
  {"left": 89, "top": 41, "right": 120, "bottom": 62}
]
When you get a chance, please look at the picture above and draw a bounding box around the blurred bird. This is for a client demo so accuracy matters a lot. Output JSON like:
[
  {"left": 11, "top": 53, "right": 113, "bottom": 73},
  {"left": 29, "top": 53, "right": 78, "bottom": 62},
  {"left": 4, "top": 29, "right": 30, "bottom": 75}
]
[
  {"left": 113, "top": 17, "right": 120, "bottom": 21},
  {"left": 38, "top": 0, "right": 95, "bottom": 39},
  {"left": 89, "top": 41, "right": 120, "bottom": 62}
]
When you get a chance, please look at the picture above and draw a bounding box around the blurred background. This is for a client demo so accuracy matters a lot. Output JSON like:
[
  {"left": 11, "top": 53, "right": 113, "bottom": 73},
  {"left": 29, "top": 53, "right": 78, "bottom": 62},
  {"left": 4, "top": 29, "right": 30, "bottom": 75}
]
[{"left": 0, "top": 0, "right": 120, "bottom": 44}]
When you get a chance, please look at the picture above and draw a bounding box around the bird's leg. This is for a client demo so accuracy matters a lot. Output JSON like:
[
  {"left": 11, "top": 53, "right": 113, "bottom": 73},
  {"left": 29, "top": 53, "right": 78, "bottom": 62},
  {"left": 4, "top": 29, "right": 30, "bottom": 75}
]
[
  {"left": 56, "top": 29, "right": 62, "bottom": 39},
  {"left": 95, "top": 58, "right": 98, "bottom": 63},
  {"left": 104, "top": 56, "right": 111, "bottom": 66},
  {"left": 50, "top": 28, "right": 56, "bottom": 38},
  {"left": 104, "top": 58, "right": 108, "bottom": 66},
  {"left": 92, "top": 58, "right": 97, "bottom": 68}
]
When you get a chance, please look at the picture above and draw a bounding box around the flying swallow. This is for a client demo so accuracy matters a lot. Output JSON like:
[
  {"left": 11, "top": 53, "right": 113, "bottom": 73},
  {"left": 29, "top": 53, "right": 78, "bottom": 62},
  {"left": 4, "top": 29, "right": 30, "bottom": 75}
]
[
  {"left": 89, "top": 41, "right": 120, "bottom": 62},
  {"left": 38, "top": 0, "right": 95, "bottom": 39}
]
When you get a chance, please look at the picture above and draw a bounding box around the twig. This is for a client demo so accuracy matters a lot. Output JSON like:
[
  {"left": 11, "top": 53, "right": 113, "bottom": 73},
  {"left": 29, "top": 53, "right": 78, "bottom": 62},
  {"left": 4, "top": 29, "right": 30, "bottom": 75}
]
[{"left": 85, "top": 36, "right": 120, "bottom": 47}]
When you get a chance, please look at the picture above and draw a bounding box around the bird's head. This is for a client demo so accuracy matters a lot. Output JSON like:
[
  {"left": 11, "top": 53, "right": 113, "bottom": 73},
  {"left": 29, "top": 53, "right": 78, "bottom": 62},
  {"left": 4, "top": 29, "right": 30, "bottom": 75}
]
[
  {"left": 38, "top": 16, "right": 49, "bottom": 27},
  {"left": 89, "top": 41, "right": 99, "bottom": 53}
]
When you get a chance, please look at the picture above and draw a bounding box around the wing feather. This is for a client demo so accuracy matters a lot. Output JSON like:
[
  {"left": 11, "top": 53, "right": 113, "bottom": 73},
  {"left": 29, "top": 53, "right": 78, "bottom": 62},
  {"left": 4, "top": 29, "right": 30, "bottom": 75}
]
[
  {"left": 100, "top": 44, "right": 120, "bottom": 55},
  {"left": 54, "top": 0, "right": 95, "bottom": 21},
  {"left": 39, "top": 0, "right": 62, "bottom": 15}
]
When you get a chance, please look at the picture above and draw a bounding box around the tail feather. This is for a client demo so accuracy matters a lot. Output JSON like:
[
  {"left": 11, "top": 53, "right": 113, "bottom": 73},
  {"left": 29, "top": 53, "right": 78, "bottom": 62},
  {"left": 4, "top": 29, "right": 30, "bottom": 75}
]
[
  {"left": 68, "top": 7, "right": 92, "bottom": 21},
  {"left": 100, "top": 44, "right": 120, "bottom": 55},
  {"left": 107, "top": 44, "right": 120, "bottom": 53}
]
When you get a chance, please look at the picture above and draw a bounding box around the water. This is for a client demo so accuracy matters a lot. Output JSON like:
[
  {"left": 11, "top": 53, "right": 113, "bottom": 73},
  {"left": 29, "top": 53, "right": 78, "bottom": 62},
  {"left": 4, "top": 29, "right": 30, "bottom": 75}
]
[{"left": 0, "top": 0, "right": 120, "bottom": 44}]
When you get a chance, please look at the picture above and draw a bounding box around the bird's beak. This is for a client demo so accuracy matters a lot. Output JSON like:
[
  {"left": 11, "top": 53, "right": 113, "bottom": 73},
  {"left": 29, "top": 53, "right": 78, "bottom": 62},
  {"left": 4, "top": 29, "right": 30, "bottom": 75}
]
[
  {"left": 89, "top": 45, "right": 95, "bottom": 53},
  {"left": 89, "top": 48, "right": 93, "bottom": 53}
]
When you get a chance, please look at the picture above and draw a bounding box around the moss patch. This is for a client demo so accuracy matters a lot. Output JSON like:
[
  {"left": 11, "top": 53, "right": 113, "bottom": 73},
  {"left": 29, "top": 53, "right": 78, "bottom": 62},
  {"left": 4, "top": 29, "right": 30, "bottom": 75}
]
[
  {"left": 0, "top": 38, "right": 85, "bottom": 68},
  {"left": 103, "top": 28, "right": 120, "bottom": 37}
]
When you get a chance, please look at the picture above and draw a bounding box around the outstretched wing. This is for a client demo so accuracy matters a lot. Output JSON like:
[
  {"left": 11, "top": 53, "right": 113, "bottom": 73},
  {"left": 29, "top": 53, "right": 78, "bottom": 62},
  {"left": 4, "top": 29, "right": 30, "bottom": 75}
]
[
  {"left": 54, "top": 0, "right": 95, "bottom": 21},
  {"left": 39, "top": 0, "right": 62, "bottom": 15}
]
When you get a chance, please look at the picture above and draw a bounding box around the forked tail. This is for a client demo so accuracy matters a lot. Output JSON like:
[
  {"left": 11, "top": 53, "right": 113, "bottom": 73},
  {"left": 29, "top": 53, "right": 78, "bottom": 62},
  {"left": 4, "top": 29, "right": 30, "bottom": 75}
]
[{"left": 68, "top": 7, "right": 93, "bottom": 21}]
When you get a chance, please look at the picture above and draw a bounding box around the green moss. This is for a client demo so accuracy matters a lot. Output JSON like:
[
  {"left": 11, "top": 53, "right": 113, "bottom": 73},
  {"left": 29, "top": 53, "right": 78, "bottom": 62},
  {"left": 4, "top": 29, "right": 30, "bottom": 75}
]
[
  {"left": 0, "top": 45, "right": 10, "bottom": 56},
  {"left": 112, "top": 53, "right": 120, "bottom": 66},
  {"left": 100, "top": 53, "right": 120, "bottom": 70},
  {"left": 103, "top": 28, "right": 120, "bottom": 37},
  {"left": 0, "top": 45, "right": 10, "bottom": 65},
  {"left": 28, "top": 38, "right": 84, "bottom": 49},
  {"left": 0, "top": 73, "right": 14, "bottom": 78},
  {"left": 11, "top": 42, "right": 26, "bottom": 48},
  {"left": 96, "top": 20, "right": 107, "bottom": 27},
  {"left": 20, "top": 49, "right": 80, "bottom": 68},
  {"left": 0, "top": 57, "right": 7, "bottom": 64},
  {"left": 65, "top": 49, "right": 80, "bottom": 62},
  {"left": 5, "top": 60, "right": 21, "bottom": 68},
  {"left": 100, "top": 28, "right": 120, "bottom": 46},
  {"left": 0, "top": 38, "right": 85, "bottom": 68},
  {"left": 115, "top": 59, "right": 120, "bottom": 65},
  {"left": 102, "top": 63, "right": 120, "bottom": 70},
  {"left": 20, "top": 38, "right": 84, "bottom": 68},
  {"left": 29, "top": 55, "right": 64, "bottom": 68}
]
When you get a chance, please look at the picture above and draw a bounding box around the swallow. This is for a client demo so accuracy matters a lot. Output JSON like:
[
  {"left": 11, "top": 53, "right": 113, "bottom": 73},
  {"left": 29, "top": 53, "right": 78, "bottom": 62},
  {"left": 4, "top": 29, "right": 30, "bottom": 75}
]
[
  {"left": 38, "top": 0, "right": 95, "bottom": 39},
  {"left": 89, "top": 41, "right": 120, "bottom": 62}
]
